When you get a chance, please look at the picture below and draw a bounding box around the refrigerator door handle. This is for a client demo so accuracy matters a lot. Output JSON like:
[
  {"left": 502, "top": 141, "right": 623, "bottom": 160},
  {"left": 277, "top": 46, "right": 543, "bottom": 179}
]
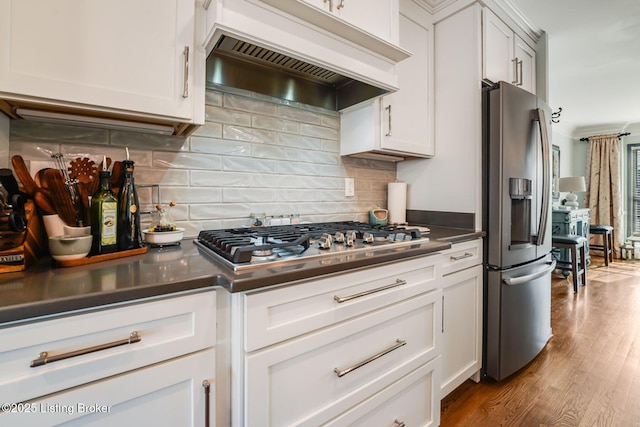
[
  {"left": 535, "top": 108, "right": 551, "bottom": 246},
  {"left": 503, "top": 261, "right": 556, "bottom": 286}
]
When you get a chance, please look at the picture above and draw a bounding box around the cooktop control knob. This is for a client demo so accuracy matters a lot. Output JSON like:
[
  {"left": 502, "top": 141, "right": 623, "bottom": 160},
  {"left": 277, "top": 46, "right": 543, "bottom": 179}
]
[
  {"left": 345, "top": 231, "right": 356, "bottom": 247},
  {"left": 334, "top": 232, "right": 345, "bottom": 243},
  {"left": 362, "top": 232, "right": 374, "bottom": 243},
  {"left": 318, "top": 233, "right": 333, "bottom": 249}
]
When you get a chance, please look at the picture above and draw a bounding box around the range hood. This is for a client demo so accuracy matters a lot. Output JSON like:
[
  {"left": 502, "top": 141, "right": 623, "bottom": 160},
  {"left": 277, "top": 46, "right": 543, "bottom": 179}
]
[{"left": 206, "top": 36, "right": 389, "bottom": 111}]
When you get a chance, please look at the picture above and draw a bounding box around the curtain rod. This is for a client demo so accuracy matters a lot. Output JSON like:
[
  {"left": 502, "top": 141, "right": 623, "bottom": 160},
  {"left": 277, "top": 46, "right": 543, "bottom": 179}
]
[{"left": 580, "top": 132, "right": 631, "bottom": 142}]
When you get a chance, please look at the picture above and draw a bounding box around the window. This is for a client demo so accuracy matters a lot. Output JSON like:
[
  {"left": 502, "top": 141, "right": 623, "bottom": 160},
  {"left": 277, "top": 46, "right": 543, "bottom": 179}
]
[{"left": 627, "top": 144, "right": 640, "bottom": 236}]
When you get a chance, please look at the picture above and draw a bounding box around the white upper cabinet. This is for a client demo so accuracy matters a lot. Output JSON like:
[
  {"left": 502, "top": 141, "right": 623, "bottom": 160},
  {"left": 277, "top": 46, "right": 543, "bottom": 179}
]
[
  {"left": 298, "top": 0, "right": 397, "bottom": 42},
  {"left": 340, "top": 0, "right": 434, "bottom": 161},
  {"left": 0, "top": 0, "right": 204, "bottom": 136},
  {"left": 259, "top": 0, "right": 401, "bottom": 53},
  {"left": 483, "top": 8, "right": 536, "bottom": 94}
]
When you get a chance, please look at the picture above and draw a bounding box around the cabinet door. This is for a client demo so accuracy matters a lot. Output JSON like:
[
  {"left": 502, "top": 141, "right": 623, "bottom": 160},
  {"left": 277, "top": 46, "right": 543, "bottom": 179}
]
[
  {"left": 283, "top": 0, "right": 396, "bottom": 42},
  {"left": 483, "top": 8, "right": 514, "bottom": 85},
  {"left": 440, "top": 265, "right": 483, "bottom": 398},
  {"left": 333, "top": 0, "right": 396, "bottom": 42},
  {"left": 515, "top": 35, "right": 537, "bottom": 94},
  {"left": 0, "top": 0, "right": 196, "bottom": 120},
  {"left": 381, "top": 2, "right": 434, "bottom": 156},
  {"left": 0, "top": 349, "right": 215, "bottom": 427}
]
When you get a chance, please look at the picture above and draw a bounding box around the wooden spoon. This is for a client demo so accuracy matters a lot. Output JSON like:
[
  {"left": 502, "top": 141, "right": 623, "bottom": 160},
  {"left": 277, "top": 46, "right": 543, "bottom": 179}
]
[
  {"left": 11, "top": 155, "right": 38, "bottom": 197},
  {"left": 33, "top": 188, "right": 56, "bottom": 215},
  {"left": 110, "top": 161, "right": 124, "bottom": 196}
]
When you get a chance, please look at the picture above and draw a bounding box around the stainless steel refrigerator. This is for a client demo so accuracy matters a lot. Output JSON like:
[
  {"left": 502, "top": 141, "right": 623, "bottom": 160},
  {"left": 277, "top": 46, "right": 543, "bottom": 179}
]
[{"left": 482, "top": 81, "right": 556, "bottom": 381}]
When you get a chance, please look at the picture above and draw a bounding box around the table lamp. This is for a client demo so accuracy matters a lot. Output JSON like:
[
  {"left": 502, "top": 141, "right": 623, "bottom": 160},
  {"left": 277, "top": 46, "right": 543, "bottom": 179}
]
[{"left": 559, "top": 176, "right": 586, "bottom": 208}]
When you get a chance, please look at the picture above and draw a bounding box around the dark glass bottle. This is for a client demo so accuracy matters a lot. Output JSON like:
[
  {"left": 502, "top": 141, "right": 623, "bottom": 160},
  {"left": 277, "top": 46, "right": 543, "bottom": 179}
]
[
  {"left": 117, "top": 160, "right": 141, "bottom": 250},
  {"left": 90, "top": 170, "right": 118, "bottom": 254}
]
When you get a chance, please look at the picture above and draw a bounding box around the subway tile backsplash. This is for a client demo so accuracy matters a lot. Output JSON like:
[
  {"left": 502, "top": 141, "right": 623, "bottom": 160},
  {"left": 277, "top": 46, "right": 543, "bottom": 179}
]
[{"left": 9, "top": 86, "right": 396, "bottom": 237}]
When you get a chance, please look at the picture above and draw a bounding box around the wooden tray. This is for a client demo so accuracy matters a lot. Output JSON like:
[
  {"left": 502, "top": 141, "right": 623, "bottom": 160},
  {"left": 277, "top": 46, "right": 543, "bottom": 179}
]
[{"left": 55, "top": 246, "right": 148, "bottom": 268}]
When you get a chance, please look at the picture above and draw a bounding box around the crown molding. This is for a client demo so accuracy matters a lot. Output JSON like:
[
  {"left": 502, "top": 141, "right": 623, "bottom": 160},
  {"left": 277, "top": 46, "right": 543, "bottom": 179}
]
[{"left": 489, "top": 0, "right": 544, "bottom": 43}]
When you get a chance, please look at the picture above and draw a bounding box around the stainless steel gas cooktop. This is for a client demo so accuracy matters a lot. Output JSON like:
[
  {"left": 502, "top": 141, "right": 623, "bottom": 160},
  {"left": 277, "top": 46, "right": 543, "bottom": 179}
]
[{"left": 195, "top": 221, "right": 430, "bottom": 271}]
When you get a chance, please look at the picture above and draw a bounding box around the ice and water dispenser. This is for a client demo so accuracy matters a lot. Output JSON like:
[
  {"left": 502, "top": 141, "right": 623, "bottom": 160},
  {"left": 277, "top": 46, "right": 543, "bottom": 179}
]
[{"left": 509, "top": 177, "right": 532, "bottom": 246}]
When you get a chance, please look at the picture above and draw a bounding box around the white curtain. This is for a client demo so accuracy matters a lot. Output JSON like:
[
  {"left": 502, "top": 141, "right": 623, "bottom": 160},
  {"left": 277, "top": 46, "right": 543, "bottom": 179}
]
[{"left": 585, "top": 134, "right": 624, "bottom": 258}]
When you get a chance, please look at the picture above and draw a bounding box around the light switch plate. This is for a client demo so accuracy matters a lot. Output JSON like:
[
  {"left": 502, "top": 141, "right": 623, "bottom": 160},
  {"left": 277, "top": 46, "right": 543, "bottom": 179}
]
[{"left": 345, "top": 178, "right": 355, "bottom": 197}]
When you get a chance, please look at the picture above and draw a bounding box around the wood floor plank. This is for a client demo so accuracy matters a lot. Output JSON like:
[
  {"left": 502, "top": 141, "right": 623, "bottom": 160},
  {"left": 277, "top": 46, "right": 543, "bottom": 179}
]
[{"left": 441, "top": 257, "right": 640, "bottom": 426}]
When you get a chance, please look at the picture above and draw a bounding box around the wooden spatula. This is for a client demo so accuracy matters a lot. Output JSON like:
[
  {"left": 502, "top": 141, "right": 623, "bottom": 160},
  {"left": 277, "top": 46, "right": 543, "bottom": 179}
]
[{"left": 43, "top": 168, "right": 78, "bottom": 226}]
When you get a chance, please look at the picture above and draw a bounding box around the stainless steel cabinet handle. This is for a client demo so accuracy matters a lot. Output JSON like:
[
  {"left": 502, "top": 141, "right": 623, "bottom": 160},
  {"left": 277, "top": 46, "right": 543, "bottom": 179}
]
[
  {"left": 385, "top": 104, "right": 392, "bottom": 136},
  {"left": 503, "top": 261, "right": 556, "bottom": 286},
  {"left": 394, "top": 420, "right": 406, "bottom": 427},
  {"left": 203, "top": 379, "right": 211, "bottom": 427},
  {"left": 336, "top": 0, "right": 345, "bottom": 9},
  {"left": 324, "top": 0, "right": 333, "bottom": 12},
  {"left": 182, "top": 46, "right": 190, "bottom": 98},
  {"left": 30, "top": 331, "right": 141, "bottom": 368},
  {"left": 512, "top": 58, "right": 519, "bottom": 85},
  {"left": 334, "top": 339, "right": 406, "bottom": 377},
  {"left": 202, "top": 0, "right": 212, "bottom": 9},
  {"left": 334, "top": 279, "right": 407, "bottom": 303},
  {"left": 451, "top": 252, "right": 474, "bottom": 261},
  {"left": 518, "top": 59, "right": 524, "bottom": 86}
]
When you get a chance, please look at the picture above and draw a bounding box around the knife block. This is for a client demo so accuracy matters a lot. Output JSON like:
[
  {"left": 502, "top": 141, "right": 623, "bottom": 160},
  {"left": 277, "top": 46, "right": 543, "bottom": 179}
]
[{"left": 0, "top": 200, "right": 47, "bottom": 273}]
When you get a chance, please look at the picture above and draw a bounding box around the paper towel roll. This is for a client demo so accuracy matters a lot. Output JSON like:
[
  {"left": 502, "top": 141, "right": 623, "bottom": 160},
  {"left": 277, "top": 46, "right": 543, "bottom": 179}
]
[{"left": 388, "top": 182, "right": 407, "bottom": 224}]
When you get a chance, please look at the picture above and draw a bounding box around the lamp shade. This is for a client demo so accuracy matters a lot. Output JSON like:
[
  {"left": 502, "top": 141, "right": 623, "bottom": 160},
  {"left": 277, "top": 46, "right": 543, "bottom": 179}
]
[{"left": 559, "top": 176, "right": 586, "bottom": 192}]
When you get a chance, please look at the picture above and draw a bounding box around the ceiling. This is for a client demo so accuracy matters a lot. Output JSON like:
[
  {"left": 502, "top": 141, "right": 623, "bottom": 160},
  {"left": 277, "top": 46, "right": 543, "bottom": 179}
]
[{"left": 509, "top": 0, "right": 640, "bottom": 138}]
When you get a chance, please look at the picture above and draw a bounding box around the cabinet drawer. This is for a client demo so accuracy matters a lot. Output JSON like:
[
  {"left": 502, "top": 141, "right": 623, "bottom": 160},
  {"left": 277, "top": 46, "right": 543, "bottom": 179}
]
[
  {"left": 244, "top": 255, "right": 440, "bottom": 351},
  {"left": 440, "top": 239, "right": 482, "bottom": 276},
  {"left": 326, "top": 356, "right": 440, "bottom": 427},
  {"left": 0, "top": 348, "right": 215, "bottom": 427},
  {"left": 0, "top": 291, "right": 216, "bottom": 404},
  {"left": 245, "top": 291, "right": 441, "bottom": 426}
]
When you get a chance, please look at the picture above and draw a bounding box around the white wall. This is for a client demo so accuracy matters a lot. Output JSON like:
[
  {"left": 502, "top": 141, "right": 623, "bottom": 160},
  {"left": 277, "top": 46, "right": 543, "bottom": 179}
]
[
  {"left": 397, "top": 4, "right": 483, "bottom": 231},
  {"left": 551, "top": 126, "right": 588, "bottom": 207},
  {"left": 9, "top": 87, "right": 396, "bottom": 237}
]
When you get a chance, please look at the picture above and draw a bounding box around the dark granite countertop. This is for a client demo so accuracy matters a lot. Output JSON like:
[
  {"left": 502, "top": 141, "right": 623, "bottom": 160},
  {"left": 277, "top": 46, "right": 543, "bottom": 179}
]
[{"left": 0, "top": 226, "right": 484, "bottom": 325}]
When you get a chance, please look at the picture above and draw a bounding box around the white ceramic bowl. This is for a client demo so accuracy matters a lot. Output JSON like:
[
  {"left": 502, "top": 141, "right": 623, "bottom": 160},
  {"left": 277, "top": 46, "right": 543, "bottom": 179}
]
[
  {"left": 142, "top": 228, "right": 185, "bottom": 245},
  {"left": 48, "top": 235, "right": 93, "bottom": 261},
  {"left": 63, "top": 225, "right": 91, "bottom": 236}
]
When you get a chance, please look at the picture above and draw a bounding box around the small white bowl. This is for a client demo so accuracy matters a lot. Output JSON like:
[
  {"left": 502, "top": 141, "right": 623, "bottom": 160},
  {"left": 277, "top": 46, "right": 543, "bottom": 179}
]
[
  {"left": 63, "top": 225, "right": 91, "bottom": 236},
  {"left": 142, "top": 228, "right": 185, "bottom": 245},
  {"left": 49, "top": 235, "right": 92, "bottom": 261}
]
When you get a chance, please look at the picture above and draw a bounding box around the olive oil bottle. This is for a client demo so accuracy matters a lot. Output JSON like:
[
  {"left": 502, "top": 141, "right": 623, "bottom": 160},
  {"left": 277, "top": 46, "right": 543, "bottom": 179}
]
[
  {"left": 90, "top": 170, "right": 118, "bottom": 254},
  {"left": 117, "top": 159, "right": 141, "bottom": 250}
]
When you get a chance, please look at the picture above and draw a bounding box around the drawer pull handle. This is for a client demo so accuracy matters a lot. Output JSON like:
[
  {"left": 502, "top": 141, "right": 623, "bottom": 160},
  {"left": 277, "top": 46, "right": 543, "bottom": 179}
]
[
  {"left": 394, "top": 420, "right": 406, "bottom": 427},
  {"left": 450, "top": 252, "right": 473, "bottom": 261},
  {"left": 30, "top": 331, "right": 141, "bottom": 368},
  {"left": 203, "top": 379, "right": 211, "bottom": 427},
  {"left": 334, "top": 339, "right": 406, "bottom": 378},
  {"left": 334, "top": 279, "right": 407, "bottom": 303}
]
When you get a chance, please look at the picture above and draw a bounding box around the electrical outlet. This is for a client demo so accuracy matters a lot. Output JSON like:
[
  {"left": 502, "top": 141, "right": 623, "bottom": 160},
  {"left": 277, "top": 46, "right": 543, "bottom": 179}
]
[{"left": 345, "top": 178, "right": 355, "bottom": 197}]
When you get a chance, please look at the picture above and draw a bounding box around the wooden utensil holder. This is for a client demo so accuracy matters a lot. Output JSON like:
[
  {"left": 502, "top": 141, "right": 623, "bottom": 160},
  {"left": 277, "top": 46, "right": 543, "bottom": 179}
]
[{"left": 0, "top": 200, "right": 47, "bottom": 273}]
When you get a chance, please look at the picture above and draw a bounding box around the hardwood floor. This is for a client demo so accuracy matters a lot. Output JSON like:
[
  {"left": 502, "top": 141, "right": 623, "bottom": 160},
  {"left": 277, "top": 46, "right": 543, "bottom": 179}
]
[{"left": 441, "top": 256, "right": 640, "bottom": 427}]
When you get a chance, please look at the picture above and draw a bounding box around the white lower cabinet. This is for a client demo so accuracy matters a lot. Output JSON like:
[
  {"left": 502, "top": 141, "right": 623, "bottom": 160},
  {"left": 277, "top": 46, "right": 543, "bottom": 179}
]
[
  {"left": 0, "top": 290, "right": 217, "bottom": 426},
  {"left": 0, "top": 348, "right": 215, "bottom": 427},
  {"left": 245, "top": 291, "right": 441, "bottom": 426},
  {"left": 439, "top": 239, "right": 483, "bottom": 398},
  {"left": 236, "top": 254, "right": 444, "bottom": 426}
]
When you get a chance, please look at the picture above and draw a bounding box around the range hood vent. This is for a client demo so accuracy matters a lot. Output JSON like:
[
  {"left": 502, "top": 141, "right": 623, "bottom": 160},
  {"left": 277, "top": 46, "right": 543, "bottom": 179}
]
[{"left": 206, "top": 36, "right": 388, "bottom": 111}]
